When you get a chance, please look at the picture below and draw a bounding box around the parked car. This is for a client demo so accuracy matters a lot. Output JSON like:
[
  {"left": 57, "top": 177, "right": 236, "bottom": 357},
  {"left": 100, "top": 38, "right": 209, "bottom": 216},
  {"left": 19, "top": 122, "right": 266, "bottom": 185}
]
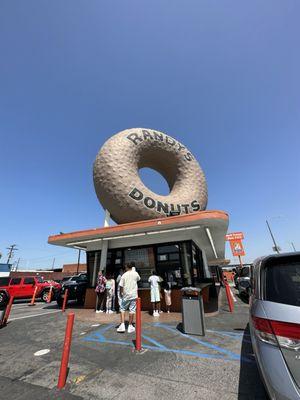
[
  {"left": 236, "top": 266, "right": 251, "bottom": 301},
  {"left": 56, "top": 273, "right": 88, "bottom": 307},
  {"left": 0, "top": 276, "right": 61, "bottom": 305},
  {"left": 249, "top": 252, "right": 300, "bottom": 399},
  {"left": 61, "top": 276, "right": 72, "bottom": 283}
]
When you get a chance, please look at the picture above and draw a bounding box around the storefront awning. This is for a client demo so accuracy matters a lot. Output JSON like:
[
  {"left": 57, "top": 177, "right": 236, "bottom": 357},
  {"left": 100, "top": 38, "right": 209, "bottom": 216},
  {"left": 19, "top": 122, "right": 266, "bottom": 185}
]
[{"left": 48, "top": 210, "right": 229, "bottom": 264}]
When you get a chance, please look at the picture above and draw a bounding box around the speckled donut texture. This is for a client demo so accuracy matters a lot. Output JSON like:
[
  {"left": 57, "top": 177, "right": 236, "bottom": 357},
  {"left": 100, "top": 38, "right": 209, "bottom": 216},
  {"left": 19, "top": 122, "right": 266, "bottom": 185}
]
[{"left": 93, "top": 128, "right": 208, "bottom": 224}]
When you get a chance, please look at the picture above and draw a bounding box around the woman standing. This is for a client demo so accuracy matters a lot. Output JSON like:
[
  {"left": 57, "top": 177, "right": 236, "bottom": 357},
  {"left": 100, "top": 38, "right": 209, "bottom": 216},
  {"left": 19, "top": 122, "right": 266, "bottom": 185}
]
[
  {"left": 105, "top": 274, "right": 116, "bottom": 314},
  {"left": 95, "top": 271, "right": 107, "bottom": 313}
]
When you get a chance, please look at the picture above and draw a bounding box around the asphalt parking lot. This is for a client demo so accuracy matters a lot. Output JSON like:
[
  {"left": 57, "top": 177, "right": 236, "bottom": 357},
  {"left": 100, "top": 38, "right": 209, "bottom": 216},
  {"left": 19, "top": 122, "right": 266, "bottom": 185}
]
[{"left": 0, "top": 290, "right": 267, "bottom": 400}]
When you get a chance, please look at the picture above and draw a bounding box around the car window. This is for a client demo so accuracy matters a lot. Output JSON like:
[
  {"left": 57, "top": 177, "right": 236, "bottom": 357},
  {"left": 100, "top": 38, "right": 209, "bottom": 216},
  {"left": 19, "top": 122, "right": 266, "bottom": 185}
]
[
  {"left": 24, "top": 277, "right": 35, "bottom": 285},
  {"left": 36, "top": 277, "right": 43, "bottom": 283},
  {"left": 0, "top": 277, "right": 10, "bottom": 286},
  {"left": 77, "top": 275, "right": 87, "bottom": 281},
  {"left": 10, "top": 278, "right": 21, "bottom": 285},
  {"left": 264, "top": 260, "right": 300, "bottom": 306}
]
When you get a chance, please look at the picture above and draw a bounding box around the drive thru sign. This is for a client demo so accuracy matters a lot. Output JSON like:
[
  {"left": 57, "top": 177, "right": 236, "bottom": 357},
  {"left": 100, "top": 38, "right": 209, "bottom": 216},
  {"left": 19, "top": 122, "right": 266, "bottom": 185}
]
[
  {"left": 225, "top": 232, "right": 246, "bottom": 258},
  {"left": 225, "top": 232, "right": 244, "bottom": 241},
  {"left": 229, "top": 240, "right": 245, "bottom": 257}
]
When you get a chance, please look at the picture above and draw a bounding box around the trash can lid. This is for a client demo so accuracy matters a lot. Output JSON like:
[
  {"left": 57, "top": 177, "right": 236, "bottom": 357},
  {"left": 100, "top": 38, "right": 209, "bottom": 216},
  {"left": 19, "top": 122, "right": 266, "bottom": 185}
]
[{"left": 180, "top": 287, "right": 202, "bottom": 293}]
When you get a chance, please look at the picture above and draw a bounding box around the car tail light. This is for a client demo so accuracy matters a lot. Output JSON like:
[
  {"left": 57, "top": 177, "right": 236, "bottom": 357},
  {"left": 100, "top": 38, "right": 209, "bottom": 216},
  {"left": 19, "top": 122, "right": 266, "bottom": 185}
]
[{"left": 252, "top": 316, "right": 300, "bottom": 351}]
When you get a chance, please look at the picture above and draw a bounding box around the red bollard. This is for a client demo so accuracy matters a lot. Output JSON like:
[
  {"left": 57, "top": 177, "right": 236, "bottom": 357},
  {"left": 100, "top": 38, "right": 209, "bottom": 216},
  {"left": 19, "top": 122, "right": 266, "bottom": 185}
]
[
  {"left": 57, "top": 312, "right": 75, "bottom": 389},
  {"left": 62, "top": 289, "right": 69, "bottom": 312},
  {"left": 135, "top": 297, "right": 142, "bottom": 351},
  {"left": 28, "top": 286, "right": 38, "bottom": 306},
  {"left": 47, "top": 286, "right": 53, "bottom": 303},
  {"left": 225, "top": 281, "right": 234, "bottom": 313},
  {"left": 1, "top": 295, "right": 14, "bottom": 327}
]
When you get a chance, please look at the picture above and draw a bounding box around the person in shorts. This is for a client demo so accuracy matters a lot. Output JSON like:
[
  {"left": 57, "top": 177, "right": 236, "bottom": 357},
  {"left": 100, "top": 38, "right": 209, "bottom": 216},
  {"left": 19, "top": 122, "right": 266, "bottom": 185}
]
[
  {"left": 148, "top": 271, "right": 163, "bottom": 316},
  {"left": 116, "top": 268, "right": 124, "bottom": 312},
  {"left": 163, "top": 282, "right": 172, "bottom": 313},
  {"left": 117, "top": 262, "right": 140, "bottom": 333}
]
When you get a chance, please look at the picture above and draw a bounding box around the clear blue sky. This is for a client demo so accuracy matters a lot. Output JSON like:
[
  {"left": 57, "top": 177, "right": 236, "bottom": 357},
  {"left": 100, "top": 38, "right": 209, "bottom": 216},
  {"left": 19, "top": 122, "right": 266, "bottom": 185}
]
[{"left": 1, "top": 1, "right": 299, "bottom": 269}]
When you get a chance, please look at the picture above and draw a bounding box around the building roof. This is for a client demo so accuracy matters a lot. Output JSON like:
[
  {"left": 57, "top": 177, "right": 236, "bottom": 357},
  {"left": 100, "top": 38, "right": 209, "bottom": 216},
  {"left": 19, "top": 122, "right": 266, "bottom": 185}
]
[{"left": 48, "top": 210, "right": 229, "bottom": 264}]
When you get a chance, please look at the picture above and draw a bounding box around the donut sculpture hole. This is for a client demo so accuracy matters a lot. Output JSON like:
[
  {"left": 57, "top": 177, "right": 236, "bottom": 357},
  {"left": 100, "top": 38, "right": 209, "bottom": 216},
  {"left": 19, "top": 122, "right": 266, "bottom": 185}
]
[
  {"left": 93, "top": 128, "right": 208, "bottom": 224},
  {"left": 139, "top": 167, "right": 170, "bottom": 196}
]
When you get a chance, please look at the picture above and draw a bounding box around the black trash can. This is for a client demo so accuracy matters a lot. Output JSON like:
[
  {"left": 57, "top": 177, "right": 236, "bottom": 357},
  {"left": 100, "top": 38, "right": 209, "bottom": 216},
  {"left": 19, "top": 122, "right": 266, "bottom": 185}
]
[
  {"left": 181, "top": 287, "right": 205, "bottom": 336},
  {"left": 0, "top": 290, "right": 10, "bottom": 328}
]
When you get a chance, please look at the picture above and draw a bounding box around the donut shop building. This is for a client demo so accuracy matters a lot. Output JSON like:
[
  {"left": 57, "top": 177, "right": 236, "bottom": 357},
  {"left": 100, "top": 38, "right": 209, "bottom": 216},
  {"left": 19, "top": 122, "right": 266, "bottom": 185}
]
[{"left": 48, "top": 210, "right": 229, "bottom": 311}]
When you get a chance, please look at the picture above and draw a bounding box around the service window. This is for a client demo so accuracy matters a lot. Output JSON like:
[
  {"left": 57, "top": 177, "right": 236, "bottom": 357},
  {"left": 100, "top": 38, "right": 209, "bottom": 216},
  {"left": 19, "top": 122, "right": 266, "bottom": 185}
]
[
  {"left": 10, "top": 278, "right": 21, "bottom": 285},
  {"left": 24, "top": 277, "right": 35, "bottom": 285}
]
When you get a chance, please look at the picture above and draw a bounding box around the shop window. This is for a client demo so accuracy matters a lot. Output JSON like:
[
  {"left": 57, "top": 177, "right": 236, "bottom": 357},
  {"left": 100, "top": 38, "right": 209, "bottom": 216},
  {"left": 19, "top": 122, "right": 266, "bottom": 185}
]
[
  {"left": 156, "top": 243, "right": 183, "bottom": 288},
  {"left": 157, "top": 245, "right": 179, "bottom": 254},
  {"left": 86, "top": 251, "right": 101, "bottom": 287},
  {"left": 169, "top": 253, "right": 180, "bottom": 261},
  {"left": 124, "top": 247, "right": 155, "bottom": 287},
  {"left": 180, "top": 242, "right": 192, "bottom": 286},
  {"left": 191, "top": 242, "right": 205, "bottom": 283}
]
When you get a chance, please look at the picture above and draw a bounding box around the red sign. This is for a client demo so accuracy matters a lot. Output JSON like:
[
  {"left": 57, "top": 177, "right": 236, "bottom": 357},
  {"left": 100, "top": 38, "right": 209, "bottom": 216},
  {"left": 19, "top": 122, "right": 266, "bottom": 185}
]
[
  {"left": 225, "top": 232, "right": 244, "bottom": 241},
  {"left": 229, "top": 239, "right": 245, "bottom": 257}
]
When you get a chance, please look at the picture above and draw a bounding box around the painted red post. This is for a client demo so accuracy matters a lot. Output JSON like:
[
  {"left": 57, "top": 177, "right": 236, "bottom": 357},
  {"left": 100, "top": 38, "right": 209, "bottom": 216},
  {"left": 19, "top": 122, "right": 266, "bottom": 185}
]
[
  {"left": 1, "top": 295, "right": 14, "bottom": 326},
  {"left": 47, "top": 286, "right": 53, "bottom": 303},
  {"left": 225, "top": 281, "right": 234, "bottom": 312},
  {"left": 57, "top": 312, "right": 75, "bottom": 389},
  {"left": 135, "top": 297, "right": 142, "bottom": 351},
  {"left": 62, "top": 289, "right": 69, "bottom": 312},
  {"left": 28, "top": 286, "right": 38, "bottom": 306}
]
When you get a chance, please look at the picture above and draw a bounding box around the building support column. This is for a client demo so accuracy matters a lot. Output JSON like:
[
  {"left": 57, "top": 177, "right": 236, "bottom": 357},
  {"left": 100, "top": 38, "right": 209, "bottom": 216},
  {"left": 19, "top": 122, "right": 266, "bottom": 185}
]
[{"left": 100, "top": 210, "right": 110, "bottom": 273}]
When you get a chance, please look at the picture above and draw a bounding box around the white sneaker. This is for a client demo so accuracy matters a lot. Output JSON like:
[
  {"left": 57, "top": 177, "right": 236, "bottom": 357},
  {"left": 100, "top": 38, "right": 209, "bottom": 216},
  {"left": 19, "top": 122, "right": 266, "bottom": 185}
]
[
  {"left": 167, "top": 310, "right": 170, "bottom": 313},
  {"left": 106, "top": 310, "right": 109, "bottom": 314},
  {"left": 96, "top": 310, "right": 102, "bottom": 314},
  {"left": 159, "top": 310, "right": 163, "bottom": 313},
  {"left": 108, "top": 310, "right": 114, "bottom": 314},
  {"left": 153, "top": 311, "right": 159, "bottom": 317},
  {"left": 128, "top": 324, "right": 135, "bottom": 333},
  {"left": 117, "top": 323, "right": 126, "bottom": 333}
]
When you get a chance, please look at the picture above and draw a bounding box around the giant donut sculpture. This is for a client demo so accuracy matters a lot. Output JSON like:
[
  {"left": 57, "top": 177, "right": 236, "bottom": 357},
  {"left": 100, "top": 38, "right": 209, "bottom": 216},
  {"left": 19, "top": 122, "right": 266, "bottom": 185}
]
[{"left": 93, "top": 128, "right": 208, "bottom": 224}]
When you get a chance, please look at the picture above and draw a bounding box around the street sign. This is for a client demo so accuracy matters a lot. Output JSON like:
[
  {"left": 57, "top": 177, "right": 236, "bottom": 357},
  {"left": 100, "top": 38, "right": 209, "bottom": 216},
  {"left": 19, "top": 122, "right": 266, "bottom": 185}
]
[
  {"left": 225, "top": 232, "right": 244, "bottom": 241},
  {"left": 230, "top": 239, "right": 245, "bottom": 257}
]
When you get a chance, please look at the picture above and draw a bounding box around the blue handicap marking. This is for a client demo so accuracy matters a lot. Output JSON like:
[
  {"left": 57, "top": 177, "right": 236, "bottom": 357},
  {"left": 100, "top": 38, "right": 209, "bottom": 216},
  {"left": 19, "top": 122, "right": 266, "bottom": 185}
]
[{"left": 82, "top": 322, "right": 252, "bottom": 363}]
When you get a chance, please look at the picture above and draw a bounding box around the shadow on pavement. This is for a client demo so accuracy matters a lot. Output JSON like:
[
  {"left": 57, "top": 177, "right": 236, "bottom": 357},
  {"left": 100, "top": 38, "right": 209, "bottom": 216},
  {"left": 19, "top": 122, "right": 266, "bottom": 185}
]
[{"left": 238, "top": 324, "right": 267, "bottom": 399}]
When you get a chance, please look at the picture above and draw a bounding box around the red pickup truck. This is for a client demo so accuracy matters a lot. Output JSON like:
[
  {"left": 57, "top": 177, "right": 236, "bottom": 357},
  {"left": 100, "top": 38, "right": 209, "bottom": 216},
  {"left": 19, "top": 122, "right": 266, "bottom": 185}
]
[{"left": 0, "top": 276, "right": 61, "bottom": 306}]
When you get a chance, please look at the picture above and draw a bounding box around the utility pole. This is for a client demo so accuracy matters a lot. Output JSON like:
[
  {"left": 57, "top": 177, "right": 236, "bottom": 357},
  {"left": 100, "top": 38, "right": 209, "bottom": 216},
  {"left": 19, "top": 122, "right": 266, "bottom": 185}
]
[
  {"left": 291, "top": 242, "right": 297, "bottom": 252},
  {"left": 76, "top": 249, "right": 81, "bottom": 275},
  {"left": 15, "top": 257, "right": 20, "bottom": 271},
  {"left": 6, "top": 244, "right": 18, "bottom": 264},
  {"left": 52, "top": 257, "right": 56, "bottom": 270},
  {"left": 266, "top": 220, "right": 280, "bottom": 254}
]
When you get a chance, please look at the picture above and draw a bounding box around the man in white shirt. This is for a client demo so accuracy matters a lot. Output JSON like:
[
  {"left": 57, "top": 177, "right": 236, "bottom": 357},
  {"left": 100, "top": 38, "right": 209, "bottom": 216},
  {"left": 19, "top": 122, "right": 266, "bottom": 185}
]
[
  {"left": 117, "top": 262, "right": 140, "bottom": 333},
  {"left": 148, "top": 271, "right": 163, "bottom": 316}
]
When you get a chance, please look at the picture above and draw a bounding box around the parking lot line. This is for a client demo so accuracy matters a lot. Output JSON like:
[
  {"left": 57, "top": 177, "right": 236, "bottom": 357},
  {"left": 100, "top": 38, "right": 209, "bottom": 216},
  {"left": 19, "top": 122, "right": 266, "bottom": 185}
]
[
  {"left": 81, "top": 323, "right": 250, "bottom": 362},
  {"left": 155, "top": 323, "right": 241, "bottom": 360},
  {"left": 142, "top": 334, "right": 167, "bottom": 349},
  {"left": 9, "top": 310, "right": 61, "bottom": 321}
]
